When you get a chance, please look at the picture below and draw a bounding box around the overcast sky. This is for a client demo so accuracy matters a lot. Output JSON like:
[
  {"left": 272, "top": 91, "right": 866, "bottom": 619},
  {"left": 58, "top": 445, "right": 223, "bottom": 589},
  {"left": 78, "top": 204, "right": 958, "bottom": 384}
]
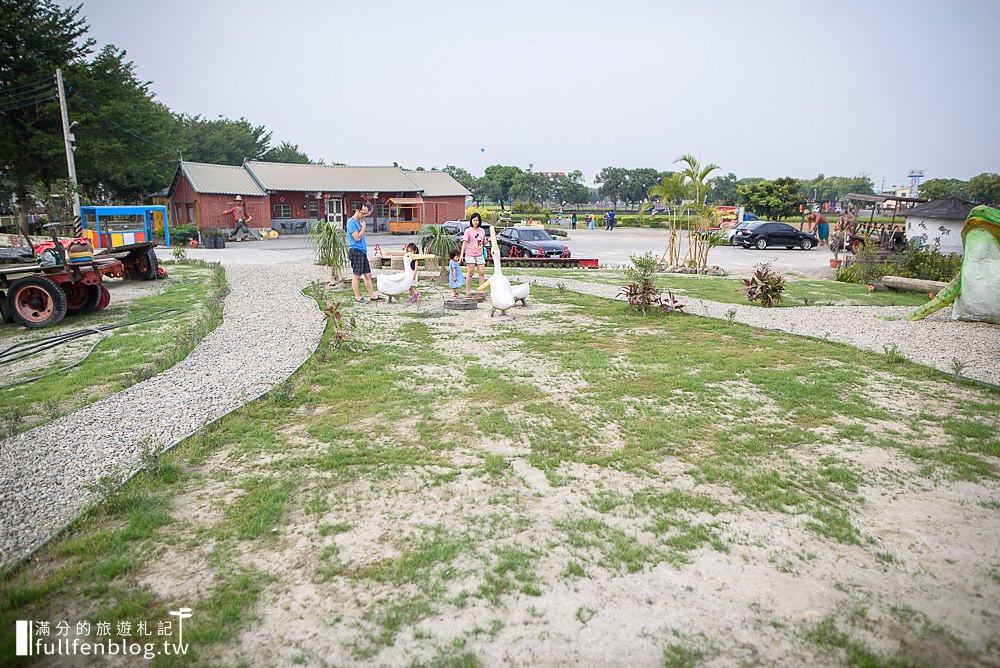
[{"left": 62, "top": 0, "right": 999, "bottom": 190}]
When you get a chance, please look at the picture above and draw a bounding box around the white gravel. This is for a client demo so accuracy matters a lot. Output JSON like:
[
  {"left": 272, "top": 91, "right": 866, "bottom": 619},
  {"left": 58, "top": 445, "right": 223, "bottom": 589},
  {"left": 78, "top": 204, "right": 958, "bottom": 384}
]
[
  {"left": 0, "top": 263, "right": 327, "bottom": 567},
  {"left": 527, "top": 276, "right": 1000, "bottom": 386}
]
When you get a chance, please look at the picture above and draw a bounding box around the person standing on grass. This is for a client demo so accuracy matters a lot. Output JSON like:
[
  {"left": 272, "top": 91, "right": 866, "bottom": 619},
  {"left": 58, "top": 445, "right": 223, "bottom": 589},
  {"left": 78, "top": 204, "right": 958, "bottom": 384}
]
[
  {"left": 587, "top": 213, "right": 595, "bottom": 230},
  {"left": 347, "top": 203, "right": 383, "bottom": 303},
  {"left": 571, "top": 213, "right": 578, "bottom": 229},
  {"left": 607, "top": 209, "right": 616, "bottom": 230},
  {"left": 460, "top": 212, "right": 487, "bottom": 298},
  {"left": 448, "top": 248, "right": 465, "bottom": 298}
]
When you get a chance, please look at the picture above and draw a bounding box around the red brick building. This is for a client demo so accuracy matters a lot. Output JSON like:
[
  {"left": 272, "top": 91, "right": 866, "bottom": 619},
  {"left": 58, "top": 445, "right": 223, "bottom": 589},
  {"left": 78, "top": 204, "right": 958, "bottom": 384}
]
[{"left": 167, "top": 161, "right": 469, "bottom": 234}]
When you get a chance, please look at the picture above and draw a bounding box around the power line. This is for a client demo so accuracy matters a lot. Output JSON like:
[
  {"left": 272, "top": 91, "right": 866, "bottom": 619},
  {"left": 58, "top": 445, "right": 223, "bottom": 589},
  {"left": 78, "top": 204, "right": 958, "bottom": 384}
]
[
  {"left": 68, "top": 87, "right": 177, "bottom": 154},
  {"left": 0, "top": 93, "right": 57, "bottom": 113},
  {"left": 0, "top": 76, "right": 56, "bottom": 94}
]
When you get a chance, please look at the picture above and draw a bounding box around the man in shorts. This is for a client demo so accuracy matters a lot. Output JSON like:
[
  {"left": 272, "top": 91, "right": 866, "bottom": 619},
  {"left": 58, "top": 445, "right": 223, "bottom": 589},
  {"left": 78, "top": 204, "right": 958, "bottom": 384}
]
[{"left": 347, "top": 204, "right": 382, "bottom": 303}]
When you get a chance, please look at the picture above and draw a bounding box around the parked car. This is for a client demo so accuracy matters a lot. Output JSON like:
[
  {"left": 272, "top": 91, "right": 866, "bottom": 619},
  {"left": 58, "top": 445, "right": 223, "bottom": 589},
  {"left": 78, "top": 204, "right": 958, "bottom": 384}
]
[
  {"left": 441, "top": 220, "right": 495, "bottom": 249},
  {"left": 496, "top": 226, "right": 570, "bottom": 258},
  {"left": 735, "top": 222, "right": 818, "bottom": 250},
  {"left": 727, "top": 220, "right": 754, "bottom": 245}
]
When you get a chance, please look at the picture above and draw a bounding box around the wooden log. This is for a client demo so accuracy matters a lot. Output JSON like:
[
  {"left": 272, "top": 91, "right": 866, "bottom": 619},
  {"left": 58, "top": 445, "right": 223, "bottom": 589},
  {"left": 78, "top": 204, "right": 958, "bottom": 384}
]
[{"left": 881, "top": 275, "right": 949, "bottom": 294}]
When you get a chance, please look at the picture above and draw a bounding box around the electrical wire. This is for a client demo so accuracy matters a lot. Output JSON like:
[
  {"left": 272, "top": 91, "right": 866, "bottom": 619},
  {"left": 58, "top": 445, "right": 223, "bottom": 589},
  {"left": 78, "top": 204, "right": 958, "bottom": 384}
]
[
  {"left": 68, "top": 87, "right": 177, "bottom": 154},
  {"left": 0, "top": 308, "right": 187, "bottom": 388},
  {"left": 0, "top": 76, "right": 56, "bottom": 94},
  {"left": 0, "top": 93, "right": 57, "bottom": 114}
]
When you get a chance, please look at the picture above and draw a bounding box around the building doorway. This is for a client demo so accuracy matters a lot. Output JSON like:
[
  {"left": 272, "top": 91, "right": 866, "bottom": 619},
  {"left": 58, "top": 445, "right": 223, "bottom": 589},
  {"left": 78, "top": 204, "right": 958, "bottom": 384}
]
[{"left": 325, "top": 198, "right": 343, "bottom": 228}]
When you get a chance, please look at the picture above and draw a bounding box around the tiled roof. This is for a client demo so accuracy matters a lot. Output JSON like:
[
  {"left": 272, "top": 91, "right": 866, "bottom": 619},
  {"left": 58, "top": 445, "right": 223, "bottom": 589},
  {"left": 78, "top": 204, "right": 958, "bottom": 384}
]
[
  {"left": 404, "top": 170, "right": 471, "bottom": 197},
  {"left": 179, "top": 161, "right": 267, "bottom": 196},
  {"left": 246, "top": 162, "right": 417, "bottom": 193}
]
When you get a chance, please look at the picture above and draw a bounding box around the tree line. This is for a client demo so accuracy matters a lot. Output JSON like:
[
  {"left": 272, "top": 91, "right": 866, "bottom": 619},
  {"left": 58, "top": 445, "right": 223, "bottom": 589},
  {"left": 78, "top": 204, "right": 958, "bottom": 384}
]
[{"left": 0, "top": 1, "right": 312, "bottom": 220}]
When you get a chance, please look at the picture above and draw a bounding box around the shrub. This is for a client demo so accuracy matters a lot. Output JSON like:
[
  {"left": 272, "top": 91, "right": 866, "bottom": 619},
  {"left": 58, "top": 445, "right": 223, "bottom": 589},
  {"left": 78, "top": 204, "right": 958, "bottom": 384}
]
[
  {"left": 170, "top": 224, "right": 199, "bottom": 245},
  {"left": 742, "top": 262, "right": 786, "bottom": 307},
  {"left": 512, "top": 200, "right": 545, "bottom": 215},
  {"left": 309, "top": 219, "right": 348, "bottom": 280},
  {"left": 897, "top": 243, "right": 963, "bottom": 282},
  {"left": 619, "top": 252, "right": 686, "bottom": 315},
  {"left": 464, "top": 206, "right": 491, "bottom": 222},
  {"left": 835, "top": 242, "right": 963, "bottom": 284}
]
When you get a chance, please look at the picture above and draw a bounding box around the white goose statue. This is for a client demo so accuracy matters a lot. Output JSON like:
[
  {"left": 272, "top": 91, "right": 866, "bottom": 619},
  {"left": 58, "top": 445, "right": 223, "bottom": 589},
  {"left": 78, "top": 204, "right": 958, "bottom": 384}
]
[
  {"left": 511, "top": 283, "right": 530, "bottom": 306},
  {"left": 487, "top": 227, "right": 515, "bottom": 317},
  {"left": 376, "top": 252, "right": 434, "bottom": 303}
]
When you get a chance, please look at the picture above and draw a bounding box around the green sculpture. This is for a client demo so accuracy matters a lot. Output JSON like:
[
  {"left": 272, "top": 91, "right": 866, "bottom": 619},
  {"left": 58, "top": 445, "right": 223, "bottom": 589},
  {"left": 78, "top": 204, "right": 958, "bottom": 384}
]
[{"left": 908, "top": 205, "right": 1000, "bottom": 323}]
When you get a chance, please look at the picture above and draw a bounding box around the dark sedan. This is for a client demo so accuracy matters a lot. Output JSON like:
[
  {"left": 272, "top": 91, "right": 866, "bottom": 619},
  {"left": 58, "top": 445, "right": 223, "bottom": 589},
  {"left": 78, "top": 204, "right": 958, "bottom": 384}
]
[
  {"left": 736, "top": 222, "right": 818, "bottom": 250},
  {"left": 497, "top": 226, "right": 570, "bottom": 258},
  {"left": 441, "top": 220, "right": 494, "bottom": 248}
]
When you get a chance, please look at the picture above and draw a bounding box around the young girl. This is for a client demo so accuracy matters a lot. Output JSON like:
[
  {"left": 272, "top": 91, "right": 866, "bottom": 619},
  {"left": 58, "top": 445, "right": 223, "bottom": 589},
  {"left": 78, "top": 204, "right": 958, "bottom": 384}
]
[
  {"left": 404, "top": 242, "right": 420, "bottom": 303},
  {"left": 448, "top": 248, "right": 465, "bottom": 298}
]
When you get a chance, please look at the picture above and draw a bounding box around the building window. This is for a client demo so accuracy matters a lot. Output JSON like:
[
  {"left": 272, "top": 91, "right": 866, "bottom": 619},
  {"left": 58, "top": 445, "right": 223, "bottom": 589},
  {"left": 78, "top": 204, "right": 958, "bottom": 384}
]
[
  {"left": 187, "top": 205, "right": 195, "bottom": 226},
  {"left": 376, "top": 203, "right": 389, "bottom": 217},
  {"left": 350, "top": 200, "right": 362, "bottom": 215},
  {"left": 273, "top": 204, "right": 292, "bottom": 219},
  {"left": 307, "top": 201, "right": 319, "bottom": 217}
]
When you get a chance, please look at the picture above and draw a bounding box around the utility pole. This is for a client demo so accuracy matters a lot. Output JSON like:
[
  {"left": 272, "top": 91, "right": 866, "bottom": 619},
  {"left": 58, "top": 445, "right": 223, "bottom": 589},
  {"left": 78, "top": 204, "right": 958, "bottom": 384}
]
[{"left": 55, "top": 68, "right": 82, "bottom": 236}]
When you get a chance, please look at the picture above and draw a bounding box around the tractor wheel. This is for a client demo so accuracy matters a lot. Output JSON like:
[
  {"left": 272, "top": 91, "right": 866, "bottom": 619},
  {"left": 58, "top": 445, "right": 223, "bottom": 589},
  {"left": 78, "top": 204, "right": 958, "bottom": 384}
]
[
  {"left": 129, "top": 248, "right": 159, "bottom": 280},
  {"left": 64, "top": 282, "right": 101, "bottom": 315},
  {"left": 96, "top": 284, "right": 112, "bottom": 310},
  {"left": 6, "top": 275, "right": 67, "bottom": 329},
  {"left": 0, "top": 291, "right": 13, "bottom": 323}
]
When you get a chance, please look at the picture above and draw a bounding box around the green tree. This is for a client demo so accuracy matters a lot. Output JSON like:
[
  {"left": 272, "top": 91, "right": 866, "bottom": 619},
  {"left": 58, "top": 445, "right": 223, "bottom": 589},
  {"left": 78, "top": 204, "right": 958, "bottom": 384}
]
[
  {"left": 68, "top": 45, "right": 178, "bottom": 201},
  {"left": 625, "top": 168, "right": 660, "bottom": 208},
  {"left": 442, "top": 164, "right": 475, "bottom": 190},
  {"left": 648, "top": 172, "right": 687, "bottom": 210},
  {"left": 707, "top": 172, "right": 738, "bottom": 205},
  {"left": 801, "top": 174, "right": 874, "bottom": 202},
  {"left": 177, "top": 115, "right": 271, "bottom": 165},
  {"left": 0, "top": 0, "right": 94, "bottom": 225},
  {"left": 919, "top": 178, "right": 969, "bottom": 201},
  {"left": 549, "top": 170, "right": 589, "bottom": 206},
  {"left": 737, "top": 177, "right": 803, "bottom": 222},
  {"left": 482, "top": 164, "right": 523, "bottom": 208},
  {"left": 467, "top": 176, "right": 491, "bottom": 207},
  {"left": 261, "top": 141, "right": 311, "bottom": 163},
  {"left": 595, "top": 166, "right": 629, "bottom": 207},
  {"left": 675, "top": 154, "right": 720, "bottom": 207},
  {"left": 510, "top": 170, "right": 550, "bottom": 203},
  {"left": 967, "top": 172, "right": 1000, "bottom": 206}
]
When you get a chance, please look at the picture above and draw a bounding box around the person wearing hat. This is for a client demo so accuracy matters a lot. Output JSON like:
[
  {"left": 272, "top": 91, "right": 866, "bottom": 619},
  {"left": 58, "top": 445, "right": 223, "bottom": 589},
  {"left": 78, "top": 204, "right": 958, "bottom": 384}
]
[{"left": 223, "top": 195, "right": 253, "bottom": 241}]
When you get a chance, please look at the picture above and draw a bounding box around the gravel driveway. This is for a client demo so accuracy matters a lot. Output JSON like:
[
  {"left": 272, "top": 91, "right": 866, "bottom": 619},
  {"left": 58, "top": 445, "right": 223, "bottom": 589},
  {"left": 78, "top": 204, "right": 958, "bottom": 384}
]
[
  {"left": 0, "top": 263, "right": 327, "bottom": 567},
  {"left": 527, "top": 275, "right": 1000, "bottom": 386}
]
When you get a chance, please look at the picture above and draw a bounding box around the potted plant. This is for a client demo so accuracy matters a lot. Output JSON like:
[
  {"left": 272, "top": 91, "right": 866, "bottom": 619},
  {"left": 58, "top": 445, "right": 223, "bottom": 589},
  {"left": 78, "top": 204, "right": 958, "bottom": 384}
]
[
  {"left": 418, "top": 224, "right": 458, "bottom": 282},
  {"left": 309, "top": 219, "right": 348, "bottom": 282},
  {"left": 830, "top": 230, "right": 846, "bottom": 269}
]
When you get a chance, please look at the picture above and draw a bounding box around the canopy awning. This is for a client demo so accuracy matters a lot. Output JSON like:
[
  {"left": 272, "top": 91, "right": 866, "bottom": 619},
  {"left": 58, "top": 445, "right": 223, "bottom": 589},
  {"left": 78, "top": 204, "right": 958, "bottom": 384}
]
[{"left": 386, "top": 197, "right": 424, "bottom": 205}]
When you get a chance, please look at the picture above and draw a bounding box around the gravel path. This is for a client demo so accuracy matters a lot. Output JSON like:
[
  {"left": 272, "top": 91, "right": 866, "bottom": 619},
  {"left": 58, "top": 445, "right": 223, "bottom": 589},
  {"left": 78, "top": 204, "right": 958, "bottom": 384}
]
[
  {"left": 0, "top": 263, "right": 327, "bottom": 567},
  {"left": 527, "top": 276, "right": 1000, "bottom": 386}
]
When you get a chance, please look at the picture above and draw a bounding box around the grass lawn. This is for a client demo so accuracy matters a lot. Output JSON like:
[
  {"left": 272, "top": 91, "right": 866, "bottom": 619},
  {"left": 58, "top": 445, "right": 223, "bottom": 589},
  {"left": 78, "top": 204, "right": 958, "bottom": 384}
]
[
  {"left": 0, "top": 261, "right": 227, "bottom": 437},
  {"left": 1, "top": 285, "right": 996, "bottom": 666},
  {"left": 504, "top": 268, "right": 930, "bottom": 307}
]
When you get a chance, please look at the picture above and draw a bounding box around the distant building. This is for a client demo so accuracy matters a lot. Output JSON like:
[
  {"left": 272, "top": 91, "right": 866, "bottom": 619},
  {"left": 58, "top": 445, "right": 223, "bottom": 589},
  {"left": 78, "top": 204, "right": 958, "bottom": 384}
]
[
  {"left": 902, "top": 196, "right": 975, "bottom": 255},
  {"left": 167, "top": 161, "right": 469, "bottom": 234}
]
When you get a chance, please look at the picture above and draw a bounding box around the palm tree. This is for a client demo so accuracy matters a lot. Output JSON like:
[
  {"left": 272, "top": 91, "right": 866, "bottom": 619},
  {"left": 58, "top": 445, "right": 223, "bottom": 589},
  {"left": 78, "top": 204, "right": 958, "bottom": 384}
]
[
  {"left": 650, "top": 173, "right": 689, "bottom": 266},
  {"left": 309, "top": 220, "right": 348, "bottom": 281},
  {"left": 675, "top": 154, "right": 721, "bottom": 271},
  {"left": 418, "top": 224, "right": 458, "bottom": 281},
  {"left": 675, "top": 154, "right": 720, "bottom": 209}
]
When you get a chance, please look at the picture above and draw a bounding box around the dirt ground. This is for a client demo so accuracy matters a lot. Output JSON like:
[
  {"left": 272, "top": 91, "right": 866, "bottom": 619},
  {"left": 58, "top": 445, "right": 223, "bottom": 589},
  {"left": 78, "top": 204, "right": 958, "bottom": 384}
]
[{"left": 102, "top": 287, "right": 1000, "bottom": 668}]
